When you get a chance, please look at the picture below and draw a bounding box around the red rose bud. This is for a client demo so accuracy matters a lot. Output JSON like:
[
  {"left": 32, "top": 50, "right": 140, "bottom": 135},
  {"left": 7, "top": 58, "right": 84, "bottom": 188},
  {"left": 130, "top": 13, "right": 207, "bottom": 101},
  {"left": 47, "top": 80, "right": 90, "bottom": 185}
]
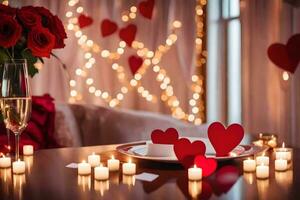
[
  {"left": 0, "top": 14, "right": 22, "bottom": 48},
  {"left": 17, "top": 7, "right": 42, "bottom": 28},
  {"left": 0, "top": 4, "right": 17, "bottom": 16},
  {"left": 27, "top": 26, "right": 55, "bottom": 58}
]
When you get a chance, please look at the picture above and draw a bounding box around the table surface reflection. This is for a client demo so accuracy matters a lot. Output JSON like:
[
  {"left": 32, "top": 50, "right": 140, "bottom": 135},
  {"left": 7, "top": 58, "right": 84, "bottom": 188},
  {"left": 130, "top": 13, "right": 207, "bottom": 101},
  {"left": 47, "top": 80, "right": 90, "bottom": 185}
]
[{"left": 0, "top": 144, "right": 299, "bottom": 200}]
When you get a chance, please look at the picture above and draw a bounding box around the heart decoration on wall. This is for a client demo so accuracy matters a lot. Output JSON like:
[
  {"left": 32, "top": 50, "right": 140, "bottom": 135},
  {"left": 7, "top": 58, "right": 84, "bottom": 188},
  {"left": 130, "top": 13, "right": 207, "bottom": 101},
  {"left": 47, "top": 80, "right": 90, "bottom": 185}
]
[
  {"left": 138, "top": 0, "right": 155, "bottom": 19},
  {"left": 208, "top": 122, "right": 244, "bottom": 157},
  {"left": 194, "top": 155, "right": 217, "bottom": 177},
  {"left": 119, "top": 24, "right": 137, "bottom": 47},
  {"left": 128, "top": 55, "right": 143, "bottom": 75},
  {"left": 173, "top": 138, "right": 206, "bottom": 169},
  {"left": 78, "top": 14, "right": 93, "bottom": 29},
  {"left": 151, "top": 128, "right": 179, "bottom": 144},
  {"left": 101, "top": 19, "right": 118, "bottom": 37},
  {"left": 267, "top": 33, "right": 300, "bottom": 73}
]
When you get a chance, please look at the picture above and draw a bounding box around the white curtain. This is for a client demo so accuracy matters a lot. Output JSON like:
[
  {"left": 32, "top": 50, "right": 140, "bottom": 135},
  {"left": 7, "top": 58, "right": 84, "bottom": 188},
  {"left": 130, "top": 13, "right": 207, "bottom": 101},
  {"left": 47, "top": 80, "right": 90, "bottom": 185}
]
[
  {"left": 241, "top": 0, "right": 300, "bottom": 147},
  {"left": 11, "top": 0, "right": 200, "bottom": 116}
]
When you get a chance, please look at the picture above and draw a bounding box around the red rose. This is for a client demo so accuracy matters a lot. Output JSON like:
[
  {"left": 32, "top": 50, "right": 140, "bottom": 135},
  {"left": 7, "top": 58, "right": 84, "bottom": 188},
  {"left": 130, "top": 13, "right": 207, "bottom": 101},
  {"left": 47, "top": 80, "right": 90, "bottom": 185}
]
[
  {"left": 27, "top": 26, "right": 55, "bottom": 58},
  {"left": 0, "top": 14, "right": 22, "bottom": 48},
  {"left": 49, "top": 15, "right": 67, "bottom": 48},
  {"left": 34, "top": 6, "right": 55, "bottom": 28},
  {"left": 0, "top": 4, "right": 17, "bottom": 16},
  {"left": 17, "top": 7, "right": 41, "bottom": 28}
]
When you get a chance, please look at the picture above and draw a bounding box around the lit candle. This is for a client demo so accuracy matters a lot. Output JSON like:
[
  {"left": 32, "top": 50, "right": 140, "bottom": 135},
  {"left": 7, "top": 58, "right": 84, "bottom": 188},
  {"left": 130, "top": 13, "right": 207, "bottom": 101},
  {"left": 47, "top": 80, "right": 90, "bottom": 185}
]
[
  {"left": 188, "top": 165, "right": 202, "bottom": 181},
  {"left": 78, "top": 160, "right": 91, "bottom": 175},
  {"left": 94, "top": 164, "right": 109, "bottom": 180},
  {"left": 107, "top": 155, "right": 120, "bottom": 171},
  {"left": 256, "top": 164, "right": 269, "bottom": 179},
  {"left": 12, "top": 159, "right": 25, "bottom": 174},
  {"left": 122, "top": 159, "right": 136, "bottom": 175},
  {"left": 0, "top": 155, "right": 11, "bottom": 168},
  {"left": 243, "top": 158, "right": 256, "bottom": 172},
  {"left": 88, "top": 152, "right": 100, "bottom": 167},
  {"left": 23, "top": 145, "right": 34, "bottom": 156},
  {"left": 275, "top": 143, "right": 292, "bottom": 161},
  {"left": 256, "top": 154, "right": 269, "bottom": 166},
  {"left": 275, "top": 159, "right": 287, "bottom": 171}
]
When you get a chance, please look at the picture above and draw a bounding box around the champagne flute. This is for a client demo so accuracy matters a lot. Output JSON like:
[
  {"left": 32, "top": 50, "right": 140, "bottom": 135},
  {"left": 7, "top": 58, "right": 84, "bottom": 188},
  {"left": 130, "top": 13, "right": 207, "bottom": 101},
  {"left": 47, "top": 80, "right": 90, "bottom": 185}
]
[{"left": 0, "top": 59, "right": 32, "bottom": 160}]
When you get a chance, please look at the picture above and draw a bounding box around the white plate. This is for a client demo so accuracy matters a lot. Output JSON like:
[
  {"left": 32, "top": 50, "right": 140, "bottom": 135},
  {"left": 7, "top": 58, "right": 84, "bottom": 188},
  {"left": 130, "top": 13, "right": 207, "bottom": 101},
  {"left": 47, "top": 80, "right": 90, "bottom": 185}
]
[{"left": 116, "top": 138, "right": 267, "bottom": 162}]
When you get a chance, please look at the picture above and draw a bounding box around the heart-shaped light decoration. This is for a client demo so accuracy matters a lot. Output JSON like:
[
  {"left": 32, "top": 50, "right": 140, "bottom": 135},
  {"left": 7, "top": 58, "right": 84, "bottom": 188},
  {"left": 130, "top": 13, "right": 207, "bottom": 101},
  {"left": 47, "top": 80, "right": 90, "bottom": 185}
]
[
  {"left": 151, "top": 128, "right": 179, "bottom": 144},
  {"left": 194, "top": 155, "right": 217, "bottom": 177},
  {"left": 173, "top": 138, "right": 206, "bottom": 169},
  {"left": 101, "top": 19, "right": 118, "bottom": 37},
  {"left": 78, "top": 14, "right": 93, "bottom": 29},
  {"left": 208, "top": 122, "right": 244, "bottom": 157},
  {"left": 119, "top": 24, "right": 137, "bottom": 47},
  {"left": 128, "top": 55, "right": 143, "bottom": 75},
  {"left": 138, "top": 0, "right": 155, "bottom": 19}
]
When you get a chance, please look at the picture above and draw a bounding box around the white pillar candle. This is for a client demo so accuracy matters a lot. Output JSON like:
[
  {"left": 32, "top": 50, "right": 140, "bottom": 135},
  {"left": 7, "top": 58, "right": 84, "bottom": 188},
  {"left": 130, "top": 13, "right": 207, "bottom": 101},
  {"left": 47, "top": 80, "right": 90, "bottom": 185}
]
[
  {"left": 94, "top": 164, "right": 109, "bottom": 180},
  {"left": 0, "top": 155, "right": 11, "bottom": 168},
  {"left": 107, "top": 156, "right": 120, "bottom": 171},
  {"left": 256, "top": 164, "right": 269, "bottom": 179},
  {"left": 188, "top": 165, "right": 202, "bottom": 181},
  {"left": 275, "top": 159, "right": 287, "bottom": 171},
  {"left": 256, "top": 154, "right": 269, "bottom": 166},
  {"left": 243, "top": 158, "right": 256, "bottom": 172},
  {"left": 12, "top": 159, "right": 25, "bottom": 174},
  {"left": 88, "top": 152, "right": 100, "bottom": 167},
  {"left": 23, "top": 145, "right": 34, "bottom": 156},
  {"left": 275, "top": 143, "right": 292, "bottom": 161},
  {"left": 78, "top": 160, "right": 91, "bottom": 175},
  {"left": 122, "top": 159, "right": 136, "bottom": 175}
]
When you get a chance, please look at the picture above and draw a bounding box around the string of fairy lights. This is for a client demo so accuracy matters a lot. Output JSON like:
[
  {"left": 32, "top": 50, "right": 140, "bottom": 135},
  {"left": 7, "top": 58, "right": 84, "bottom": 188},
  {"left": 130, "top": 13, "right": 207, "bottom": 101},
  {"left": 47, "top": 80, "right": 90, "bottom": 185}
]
[{"left": 65, "top": 0, "right": 207, "bottom": 124}]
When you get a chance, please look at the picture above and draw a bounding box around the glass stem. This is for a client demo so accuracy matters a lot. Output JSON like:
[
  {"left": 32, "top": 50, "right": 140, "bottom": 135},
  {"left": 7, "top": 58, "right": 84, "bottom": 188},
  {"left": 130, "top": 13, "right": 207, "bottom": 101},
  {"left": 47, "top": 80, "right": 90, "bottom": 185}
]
[
  {"left": 6, "top": 129, "right": 10, "bottom": 154},
  {"left": 15, "top": 133, "right": 20, "bottom": 160}
]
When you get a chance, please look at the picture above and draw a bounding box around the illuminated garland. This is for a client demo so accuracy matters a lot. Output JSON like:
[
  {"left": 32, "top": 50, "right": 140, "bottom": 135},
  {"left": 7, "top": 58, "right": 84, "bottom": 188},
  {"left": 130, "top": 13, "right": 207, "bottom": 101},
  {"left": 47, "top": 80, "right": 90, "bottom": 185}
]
[{"left": 66, "top": 0, "right": 206, "bottom": 124}]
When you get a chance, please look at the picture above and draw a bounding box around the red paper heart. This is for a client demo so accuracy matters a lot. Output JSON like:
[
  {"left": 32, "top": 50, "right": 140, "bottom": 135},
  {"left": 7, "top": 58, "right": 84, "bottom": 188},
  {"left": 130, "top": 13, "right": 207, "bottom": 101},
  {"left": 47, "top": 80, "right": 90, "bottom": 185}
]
[
  {"left": 208, "top": 122, "right": 244, "bottom": 157},
  {"left": 119, "top": 24, "right": 137, "bottom": 47},
  {"left": 173, "top": 138, "right": 206, "bottom": 169},
  {"left": 78, "top": 14, "right": 93, "bottom": 29},
  {"left": 101, "top": 19, "right": 118, "bottom": 37},
  {"left": 128, "top": 55, "right": 143, "bottom": 75},
  {"left": 268, "top": 34, "right": 300, "bottom": 73},
  {"left": 194, "top": 155, "right": 217, "bottom": 177},
  {"left": 138, "top": 0, "right": 155, "bottom": 19},
  {"left": 151, "top": 128, "right": 179, "bottom": 144}
]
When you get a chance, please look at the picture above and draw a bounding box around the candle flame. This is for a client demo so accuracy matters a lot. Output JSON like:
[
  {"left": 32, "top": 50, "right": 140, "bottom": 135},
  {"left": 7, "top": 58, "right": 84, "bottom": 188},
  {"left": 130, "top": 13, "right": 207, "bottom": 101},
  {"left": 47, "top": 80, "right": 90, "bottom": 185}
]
[
  {"left": 282, "top": 142, "right": 285, "bottom": 148},
  {"left": 262, "top": 152, "right": 265, "bottom": 157},
  {"left": 111, "top": 155, "right": 115, "bottom": 159},
  {"left": 194, "top": 164, "right": 197, "bottom": 168},
  {"left": 18, "top": 159, "right": 20, "bottom": 162},
  {"left": 82, "top": 160, "right": 86, "bottom": 163},
  {"left": 259, "top": 133, "right": 263, "bottom": 138},
  {"left": 128, "top": 159, "right": 132, "bottom": 163},
  {"left": 92, "top": 152, "right": 95, "bottom": 155},
  {"left": 100, "top": 163, "right": 103, "bottom": 167}
]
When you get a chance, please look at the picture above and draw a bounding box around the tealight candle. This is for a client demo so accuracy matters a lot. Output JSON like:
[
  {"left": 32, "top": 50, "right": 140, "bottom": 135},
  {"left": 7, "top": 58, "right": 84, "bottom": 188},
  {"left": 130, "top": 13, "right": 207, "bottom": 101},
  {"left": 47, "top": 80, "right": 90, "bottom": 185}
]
[
  {"left": 0, "top": 155, "right": 11, "bottom": 168},
  {"left": 256, "top": 154, "right": 269, "bottom": 166},
  {"left": 275, "top": 159, "right": 287, "bottom": 171},
  {"left": 12, "top": 159, "right": 25, "bottom": 174},
  {"left": 256, "top": 164, "right": 269, "bottom": 179},
  {"left": 122, "top": 159, "right": 136, "bottom": 175},
  {"left": 188, "top": 165, "right": 202, "bottom": 181},
  {"left": 23, "top": 145, "right": 34, "bottom": 156},
  {"left": 78, "top": 160, "right": 91, "bottom": 175},
  {"left": 275, "top": 142, "right": 292, "bottom": 161},
  {"left": 107, "top": 155, "right": 120, "bottom": 171},
  {"left": 94, "top": 164, "right": 109, "bottom": 180},
  {"left": 243, "top": 158, "right": 256, "bottom": 172},
  {"left": 88, "top": 152, "right": 100, "bottom": 167}
]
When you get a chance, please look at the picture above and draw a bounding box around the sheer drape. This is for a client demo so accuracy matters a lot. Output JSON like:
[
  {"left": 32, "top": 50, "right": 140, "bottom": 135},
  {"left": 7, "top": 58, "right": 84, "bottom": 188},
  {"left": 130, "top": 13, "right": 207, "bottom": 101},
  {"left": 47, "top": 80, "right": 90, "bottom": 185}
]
[
  {"left": 241, "top": 0, "right": 300, "bottom": 147},
  {"left": 11, "top": 0, "right": 199, "bottom": 116}
]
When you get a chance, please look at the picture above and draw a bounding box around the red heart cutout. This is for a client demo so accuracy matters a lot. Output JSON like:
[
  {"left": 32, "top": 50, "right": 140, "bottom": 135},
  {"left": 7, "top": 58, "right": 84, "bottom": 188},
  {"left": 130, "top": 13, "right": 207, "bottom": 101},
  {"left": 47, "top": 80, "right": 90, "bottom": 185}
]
[
  {"left": 128, "top": 55, "right": 143, "bottom": 75},
  {"left": 173, "top": 138, "right": 206, "bottom": 169},
  {"left": 208, "top": 122, "right": 244, "bottom": 157},
  {"left": 101, "top": 19, "right": 118, "bottom": 37},
  {"left": 78, "top": 14, "right": 93, "bottom": 29},
  {"left": 119, "top": 24, "right": 137, "bottom": 47},
  {"left": 194, "top": 155, "right": 217, "bottom": 177},
  {"left": 151, "top": 128, "right": 179, "bottom": 144},
  {"left": 268, "top": 33, "right": 300, "bottom": 73},
  {"left": 138, "top": 0, "right": 155, "bottom": 19}
]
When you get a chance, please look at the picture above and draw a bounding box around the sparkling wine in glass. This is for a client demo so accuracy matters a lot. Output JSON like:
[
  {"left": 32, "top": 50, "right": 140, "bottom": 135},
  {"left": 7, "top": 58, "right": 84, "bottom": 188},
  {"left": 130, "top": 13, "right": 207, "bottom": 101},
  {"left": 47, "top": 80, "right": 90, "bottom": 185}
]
[{"left": 0, "top": 59, "right": 32, "bottom": 160}]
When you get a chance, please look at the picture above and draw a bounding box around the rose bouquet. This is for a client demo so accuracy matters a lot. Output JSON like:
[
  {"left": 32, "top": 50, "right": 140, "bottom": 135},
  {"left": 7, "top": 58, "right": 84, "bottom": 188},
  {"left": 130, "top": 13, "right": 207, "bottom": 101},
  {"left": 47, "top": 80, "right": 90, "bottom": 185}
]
[{"left": 0, "top": 4, "right": 67, "bottom": 76}]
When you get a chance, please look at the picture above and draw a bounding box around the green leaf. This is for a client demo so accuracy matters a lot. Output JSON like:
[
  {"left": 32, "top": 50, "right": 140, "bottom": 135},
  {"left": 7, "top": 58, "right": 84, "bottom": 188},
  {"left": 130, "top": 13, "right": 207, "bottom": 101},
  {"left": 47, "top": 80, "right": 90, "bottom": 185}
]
[
  {"left": 0, "top": 47, "right": 10, "bottom": 64},
  {"left": 21, "top": 49, "right": 39, "bottom": 77}
]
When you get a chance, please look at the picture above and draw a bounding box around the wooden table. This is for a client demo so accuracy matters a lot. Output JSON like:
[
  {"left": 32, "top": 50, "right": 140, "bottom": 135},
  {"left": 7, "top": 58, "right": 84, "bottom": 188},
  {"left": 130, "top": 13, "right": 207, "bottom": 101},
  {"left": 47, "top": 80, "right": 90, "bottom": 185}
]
[{"left": 0, "top": 144, "right": 299, "bottom": 200}]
